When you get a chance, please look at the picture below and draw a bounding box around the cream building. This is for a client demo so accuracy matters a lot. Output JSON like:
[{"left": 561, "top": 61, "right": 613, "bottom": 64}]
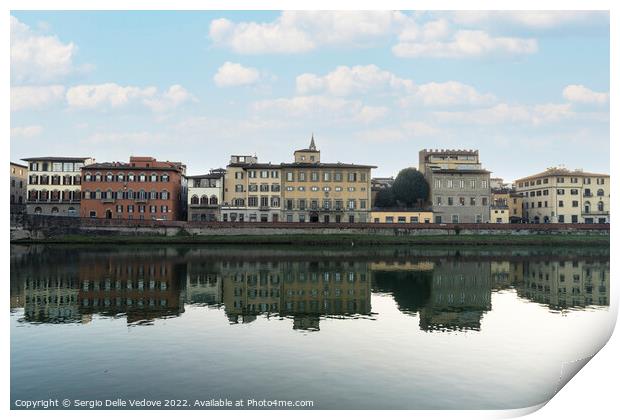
[
  {"left": 515, "top": 167, "right": 610, "bottom": 223},
  {"left": 281, "top": 137, "right": 375, "bottom": 223},
  {"left": 370, "top": 210, "right": 433, "bottom": 224},
  {"left": 187, "top": 169, "right": 225, "bottom": 221},
  {"left": 23, "top": 156, "right": 95, "bottom": 217},
  {"left": 489, "top": 205, "right": 509, "bottom": 223},
  {"left": 221, "top": 155, "right": 282, "bottom": 222}
]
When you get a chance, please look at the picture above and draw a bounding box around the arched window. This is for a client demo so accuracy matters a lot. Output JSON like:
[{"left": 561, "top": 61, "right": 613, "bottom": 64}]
[
  {"left": 34, "top": 207, "right": 42, "bottom": 214},
  {"left": 40, "top": 190, "right": 49, "bottom": 201},
  {"left": 150, "top": 190, "right": 158, "bottom": 200},
  {"left": 106, "top": 172, "right": 114, "bottom": 182},
  {"left": 209, "top": 195, "right": 218, "bottom": 205},
  {"left": 150, "top": 173, "right": 158, "bottom": 182},
  {"left": 107, "top": 189, "right": 114, "bottom": 199},
  {"left": 127, "top": 189, "right": 134, "bottom": 199},
  {"left": 597, "top": 189, "right": 604, "bottom": 196},
  {"left": 117, "top": 173, "right": 125, "bottom": 182},
  {"left": 161, "top": 173, "right": 169, "bottom": 182},
  {"left": 200, "top": 195, "right": 208, "bottom": 205},
  {"left": 160, "top": 190, "right": 169, "bottom": 200},
  {"left": 82, "top": 190, "right": 91, "bottom": 200},
  {"left": 118, "top": 189, "right": 125, "bottom": 200},
  {"left": 127, "top": 173, "right": 135, "bottom": 182},
  {"left": 139, "top": 173, "right": 146, "bottom": 182},
  {"left": 584, "top": 201, "right": 591, "bottom": 214},
  {"left": 51, "top": 207, "right": 59, "bottom": 214},
  {"left": 139, "top": 190, "right": 146, "bottom": 200},
  {"left": 95, "top": 172, "right": 102, "bottom": 182},
  {"left": 84, "top": 172, "right": 92, "bottom": 182},
  {"left": 598, "top": 201, "right": 604, "bottom": 212},
  {"left": 191, "top": 195, "right": 199, "bottom": 205},
  {"left": 63, "top": 190, "right": 71, "bottom": 201}
]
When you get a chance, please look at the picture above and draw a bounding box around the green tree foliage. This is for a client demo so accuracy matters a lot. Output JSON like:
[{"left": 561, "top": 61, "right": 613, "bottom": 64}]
[
  {"left": 374, "top": 187, "right": 396, "bottom": 208},
  {"left": 392, "top": 167, "right": 430, "bottom": 208}
]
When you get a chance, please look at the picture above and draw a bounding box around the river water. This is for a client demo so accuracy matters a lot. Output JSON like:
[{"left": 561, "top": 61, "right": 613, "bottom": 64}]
[{"left": 10, "top": 244, "right": 611, "bottom": 409}]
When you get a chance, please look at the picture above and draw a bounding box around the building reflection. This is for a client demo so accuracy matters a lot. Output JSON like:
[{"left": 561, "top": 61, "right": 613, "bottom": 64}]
[
  {"left": 10, "top": 246, "right": 610, "bottom": 331},
  {"left": 516, "top": 259, "right": 609, "bottom": 310}
]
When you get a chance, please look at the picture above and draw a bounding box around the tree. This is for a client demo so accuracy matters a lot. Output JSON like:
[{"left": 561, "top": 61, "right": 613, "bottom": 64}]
[
  {"left": 392, "top": 167, "right": 429, "bottom": 208},
  {"left": 374, "top": 187, "right": 396, "bottom": 208}
]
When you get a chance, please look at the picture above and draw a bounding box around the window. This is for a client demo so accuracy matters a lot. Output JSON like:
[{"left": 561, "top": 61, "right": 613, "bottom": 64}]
[
  {"left": 470, "top": 197, "right": 476, "bottom": 206},
  {"left": 360, "top": 200, "right": 367, "bottom": 209},
  {"left": 436, "top": 196, "right": 442, "bottom": 205},
  {"left": 334, "top": 172, "right": 342, "bottom": 182},
  {"left": 127, "top": 205, "right": 134, "bottom": 213},
  {"left": 476, "top": 214, "right": 483, "bottom": 223},
  {"left": 452, "top": 215, "right": 459, "bottom": 223},
  {"left": 323, "top": 172, "right": 331, "bottom": 182},
  {"left": 347, "top": 172, "right": 357, "bottom": 182},
  {"left": 598, "top": 202, "right": 604, "bottom": 212},
  {"left": 150, "top": 174, "right": 158, "bottom": 182},
  {"left": 434, "top": 179, "right": 441, "bottom": 189},
  {"left": 150, "top": 205, "right": 157, "bottom": 213},
  {"left": 161, "top": 191, "right": 169, "bottom": 200},
  {"left": 572, "top": 201, "right": 578, "bottom": 207},
  {"left": 447, "top": 179, "right": 453, "bottom": 188},
  {"left": 348, "top": 199, "right": 355, "bottom": 209},
  {"left": 63, "top": 162, "right": 74, "bottom": 172},
  {"left": 299, "top": 172, "right": 306, "bottom": 182},
  {"left": 410, "top": 216, "right": 419, "bottom": 223},
  {"left": 311, "top": 172, "right": 319, "bottom": 182},
  {"left": 235, "top": 184, "right": 244, "bottom": 192},
  {"left": 397, "top": 216, "right": 406, "bottom": 223},
  {"left": 299, "top": 199, "right": 306, "bottom": 210},
  {"left": 52, "top": 162, "right": 63, "bottom": 172},
  {"left": 558, "top": 215, "right": 564, "bottom": 223},
  {"left": 559, "top": 200, "right": 564, "bottom": 207},
  {"left": 161, "top": 205, "right": 168, "bottom": 213},
  {"left": 161, "top": 174, "right": 169, "bottom": 182},
  {"left": 386, "top": 216, "right": 394, "bottom": 223},
  {"left": 248, "top": 196, "right": 258, "bottom": 207},
  {"left": 249, "top": 184, "right": 258, "bottom": 192},
  {"left": 139, "top": 174, "right": 146, "bottom": 182},
  {"left": 459, "top": 197, "right": 465, "bottom": 206},
  {"left": 597, "top": 189, "right": 604, "bottom": 196},
  {"left": 481, "top": 197, "right": 488, "bottom": 206},
  {"left": 128, "top": 173, "right": 135, "bottom": 182},
  {"left": 447, "top": 197, "right": 453, "bottom": 206},
  {"left": 571, "top": 215, "right": 578, "bottom": 223},
  {"left": 260, "top": 170, "right": 269, "bottom": 178},
  {"left": 481, "top": 180, "right": 488, "bottom": 188}
]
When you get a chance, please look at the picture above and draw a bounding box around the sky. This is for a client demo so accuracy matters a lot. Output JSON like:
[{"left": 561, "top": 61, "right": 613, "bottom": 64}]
[{"left": 9, "top": 10, "right": 610, "bottom": 181}]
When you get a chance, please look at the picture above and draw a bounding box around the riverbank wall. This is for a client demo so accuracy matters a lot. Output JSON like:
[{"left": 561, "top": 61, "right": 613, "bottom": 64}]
[{"left": 10, "top": 214, "right": 610, "bottom": 245}]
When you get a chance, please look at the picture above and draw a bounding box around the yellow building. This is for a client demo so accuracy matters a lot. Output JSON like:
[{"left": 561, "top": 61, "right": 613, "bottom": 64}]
[
  {"left": 281, "top": 136, "right": 376, "bottom": 223},
  {"left": 515, "top": 167, "right": 610, "bottom": 224},
  {"left": 489, "top": 205, "right": 509, "bottom": 223},
  {"left": 508, "top": 192, "right": 524, "bottom": 221},
  {"left": 221, "top": 155, "right": 282, "bottom": 222},
  {"left": 370, "top": 210, "right": 433, "bottom": 224}
]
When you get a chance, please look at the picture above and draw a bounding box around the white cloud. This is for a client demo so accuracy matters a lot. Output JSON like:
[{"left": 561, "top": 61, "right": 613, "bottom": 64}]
[
  {"left": 213, "top": 62, "right": 260, "bottom": 87},
  {"left": 562, "top": 85, "right": 609, "bottom": 105},
  {"left": 11, "top": 15, "right": 77, "bottom": 83},
  {"left": 296, "top": 65, "right": 414, "bottom": 96},
  {"left": 434, "top": 102, "right": 574, "bottom": 125},
  {"left": 449, "top": 11, "right": 607, "bottom": 30},
  {"left": 357, "top": 121, "right": 439, "bottom": 143},
  {"left": 296, "top": 65, "right": 493, "bottom": 107},
  {"left": 11, "top": 85, "right": 65, "bottom": 111},
  {"left": 253, "top": 95, "right": 386, "bottom": 124},
  {"left": 404, "top": 81, "right": 496, "bottom": 107},
  {"left": 66, "top": 83, "right": 193, "bottom": 112},
  {"left": 11, "top": 125, "right": 43, "bottom": 138},
  {"left": 209, "top": 11, "right": 406, "bottom": 54},
  {"left": 66, "top": 83, "right": 156, "bottom": 109},
  {"left": 143, "top": 84, "right": 196, "bottom": 112},
  {"left": 393, "top": 29, "right": 537, "bottom": 58}
]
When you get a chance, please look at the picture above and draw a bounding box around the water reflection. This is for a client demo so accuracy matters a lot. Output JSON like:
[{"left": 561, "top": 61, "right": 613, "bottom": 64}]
[{"left": 10, "top": 245, "right": 609, "bottom": 331}]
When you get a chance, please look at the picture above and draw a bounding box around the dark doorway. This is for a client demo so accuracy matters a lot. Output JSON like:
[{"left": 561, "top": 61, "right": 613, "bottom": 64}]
[
  {"left": 323, "top": 215, "right": 330, "bottom": 223},
  {"left": 310, "top": 212, "right": 319, "bottom": 223},
  {"left": 105, "top": 209, "right": 112, "bottom": 219}
]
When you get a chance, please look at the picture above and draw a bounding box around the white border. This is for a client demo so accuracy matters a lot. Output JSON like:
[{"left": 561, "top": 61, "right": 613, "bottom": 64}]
[{"left": 3, "top": 1, "right": 617, "bottom": 420}]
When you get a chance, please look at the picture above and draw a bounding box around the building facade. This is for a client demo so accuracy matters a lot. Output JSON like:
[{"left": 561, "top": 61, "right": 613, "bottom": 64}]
[
  {"left": 281, "top": 138, "right": 375, "bottom": 223},
  {"left": 221, "top": 155, "right": 282, "bottom": 222},
  {"left": 370, "top": 209, "right": 433, "bottom": 224},
  {"left": 514, "top": 167, "right": 610, "bottom": 224},
  {"left": 490, "top": 205, "right": 509, "bottom": 223},
  {"left": 419, "top": 149, "right": 491, "bottom": 223},
  {"left": 10, "top": 162, "right": 28, "bottom": 214},
  {"left": 80, "top": 156, "right": 187, "bottom": 220},
  {"left": 23, "top": 157, "right": 94, "bottom": 217},
  {"left": 187, "top": 169, "right": 225, "bottom": 221}
]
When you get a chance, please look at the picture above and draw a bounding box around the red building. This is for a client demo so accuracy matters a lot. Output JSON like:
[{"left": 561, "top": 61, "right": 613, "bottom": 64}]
[{"left": 80, "top": 156, "right": 187, "bottom": 220}]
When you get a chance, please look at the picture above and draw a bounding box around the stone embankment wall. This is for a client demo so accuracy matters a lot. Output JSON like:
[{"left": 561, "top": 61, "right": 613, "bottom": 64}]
[{"left": 10, "top": 214, "right": 610, "bottom": 241}]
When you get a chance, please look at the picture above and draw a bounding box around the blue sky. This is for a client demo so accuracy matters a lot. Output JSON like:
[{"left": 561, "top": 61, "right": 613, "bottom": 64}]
[{"left": 10, "top": 11, "right": 609, "bottom": 180}]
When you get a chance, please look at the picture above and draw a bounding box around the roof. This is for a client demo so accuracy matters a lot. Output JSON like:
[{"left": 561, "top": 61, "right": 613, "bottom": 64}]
[
  {"left": 82, "top": 162, "right": 183, "bottom": 172},
  {"left": 10, "top": 161, "right": 28, "bottom": 168},
  {"left": 187, "top": 173, "right": 224, "bottom": 179},
  {"left": 227, "top": 163, "right": 282, "bottom": 169},
  {"left": 282, "top": 162, "right": 377, "bottom": 169},
  {"left": 294, "top": 148, "right": 320, "bottom": 153},
  {"left": 21, "top": 156, "right": 92, "bottom": 162},
  {"left": 430, "top": 168, "right": 490, "bottom": 174},
  {"left": 514, "top": 167, "right": 609, "bottom": 182}
]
